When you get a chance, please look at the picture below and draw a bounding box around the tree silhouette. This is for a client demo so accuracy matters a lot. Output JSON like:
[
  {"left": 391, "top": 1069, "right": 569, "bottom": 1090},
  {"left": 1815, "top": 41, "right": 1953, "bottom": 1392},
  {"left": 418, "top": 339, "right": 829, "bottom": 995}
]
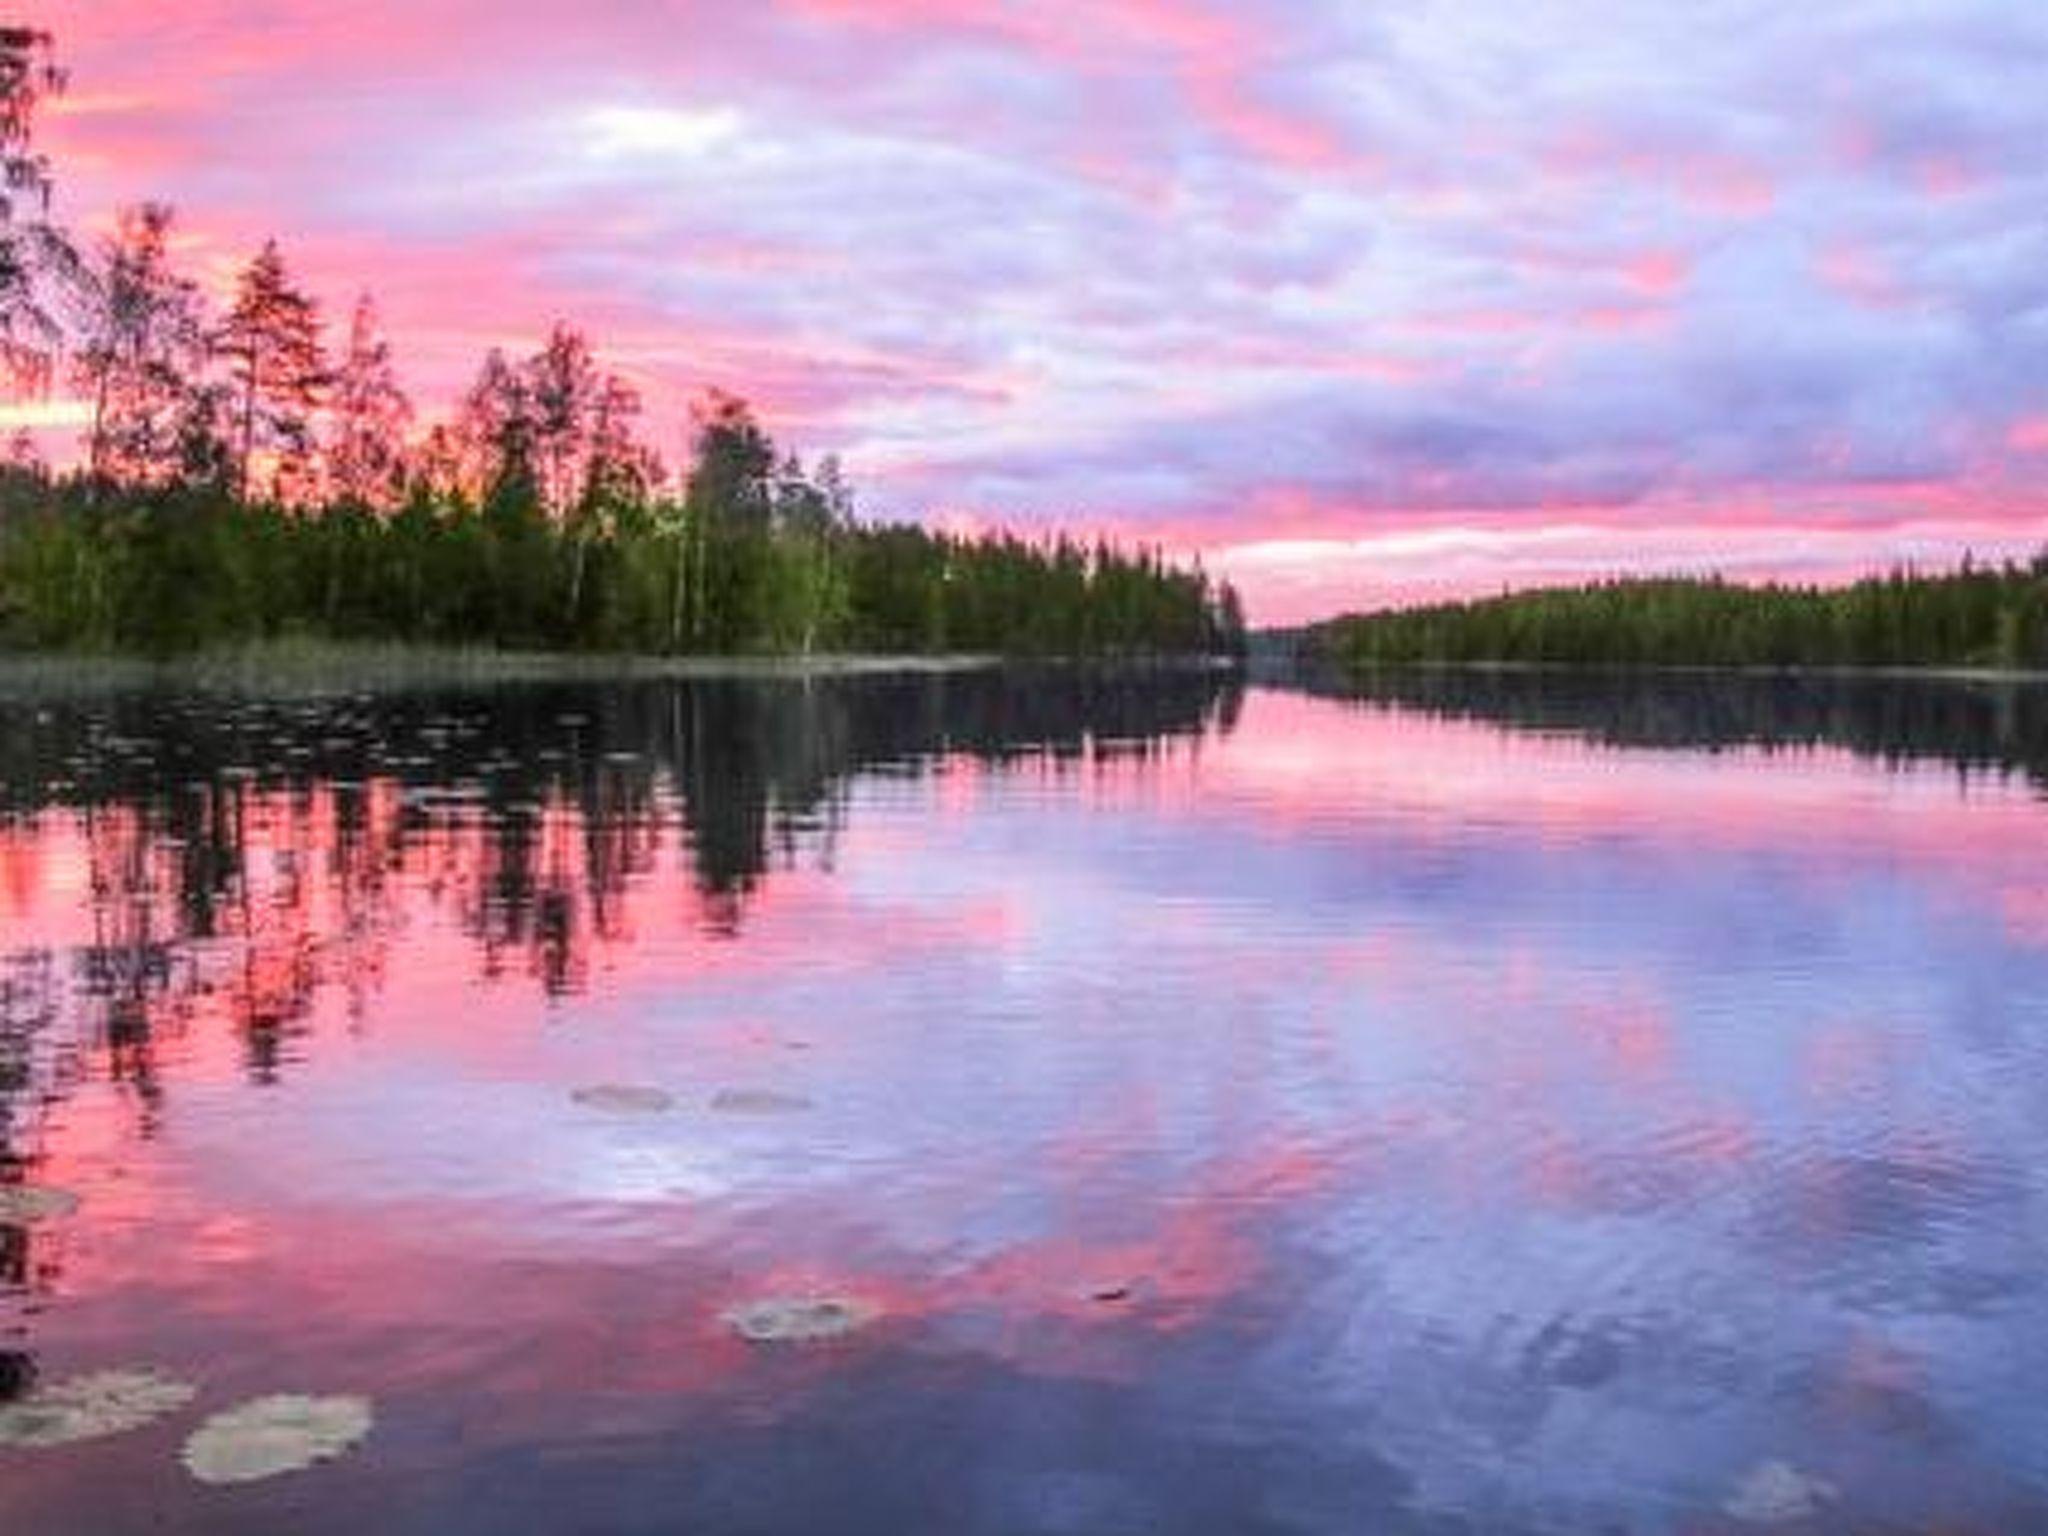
[
  {"left": 455, "top": 346, "right": 536, "bottom": 499},
  {"left": 72, "top": 202, "right": 207, "bottom": 485},
  {"left": 1312, "top": 567, "right": 2048, "bottom": 673},
  {"left": 526, "top": 321, "right": 601, "bottom": 519},
  {"left": 0, "top": 26, "right": 79, "bottom": 394},
  {"left": 217, "top": 239, "right": 329, "bottom": 503},
  {"left": 566, "top": 370, "right": 659, "bottom": 626},
  {"left": 327, "top": 293, "right": 412, "bottom": 510}
]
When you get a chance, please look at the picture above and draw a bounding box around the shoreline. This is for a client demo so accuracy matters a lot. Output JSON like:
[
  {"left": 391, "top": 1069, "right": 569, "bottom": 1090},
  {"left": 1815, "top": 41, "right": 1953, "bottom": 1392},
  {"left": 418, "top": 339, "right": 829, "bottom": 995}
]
[
  {"left": 0, "top": 642, "right": 1241, "bottom": 696},
  {"left": 1289, "top": 656, "right": 2048, "bottom": 687}
]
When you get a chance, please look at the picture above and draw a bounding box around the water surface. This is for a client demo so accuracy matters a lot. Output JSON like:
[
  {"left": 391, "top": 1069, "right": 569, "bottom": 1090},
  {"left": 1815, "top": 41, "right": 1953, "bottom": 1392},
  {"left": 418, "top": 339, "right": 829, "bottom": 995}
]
[{"left": 2, "top": 667, "right": 2045, "bottom": 1533}]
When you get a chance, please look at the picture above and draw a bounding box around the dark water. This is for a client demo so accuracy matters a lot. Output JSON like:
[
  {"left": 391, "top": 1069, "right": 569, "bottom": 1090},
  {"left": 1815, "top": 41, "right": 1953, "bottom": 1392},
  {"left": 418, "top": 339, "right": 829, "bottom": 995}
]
[{"left": 2, "top": 665, "right": 2045, "bottom": 1534}]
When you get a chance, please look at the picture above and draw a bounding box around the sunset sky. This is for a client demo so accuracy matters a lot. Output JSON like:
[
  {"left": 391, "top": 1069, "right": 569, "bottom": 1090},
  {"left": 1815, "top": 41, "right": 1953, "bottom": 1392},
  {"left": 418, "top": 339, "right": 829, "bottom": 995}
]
[{"left": 14, "top": 1, "right": 2048, "bottom": 620}]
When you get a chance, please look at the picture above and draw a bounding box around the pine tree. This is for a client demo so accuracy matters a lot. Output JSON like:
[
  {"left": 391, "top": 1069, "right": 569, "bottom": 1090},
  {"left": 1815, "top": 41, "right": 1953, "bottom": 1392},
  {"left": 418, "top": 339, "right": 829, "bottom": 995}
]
[
  {"left": 327, "top": 293, "right": 412, "bottom": 510},
  {"left": 217, "top": 239, "right": 328, "bottom": 503}
]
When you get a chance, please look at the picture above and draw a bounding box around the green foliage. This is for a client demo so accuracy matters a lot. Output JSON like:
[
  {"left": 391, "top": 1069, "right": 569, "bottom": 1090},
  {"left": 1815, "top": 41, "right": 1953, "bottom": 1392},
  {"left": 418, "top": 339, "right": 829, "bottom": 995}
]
[
  {"left": 1311, "top": 564, "right": 2048, "bottom": 674},
  {"left": 0, "top": 454, "right": 1243, "bottom": 660}
]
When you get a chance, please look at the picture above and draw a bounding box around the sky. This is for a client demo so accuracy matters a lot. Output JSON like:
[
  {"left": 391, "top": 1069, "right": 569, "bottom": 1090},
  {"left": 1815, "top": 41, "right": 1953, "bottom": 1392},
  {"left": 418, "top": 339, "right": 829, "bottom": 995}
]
[{"left": 11, "top": 0, "right": 2048, "bottom": 621}]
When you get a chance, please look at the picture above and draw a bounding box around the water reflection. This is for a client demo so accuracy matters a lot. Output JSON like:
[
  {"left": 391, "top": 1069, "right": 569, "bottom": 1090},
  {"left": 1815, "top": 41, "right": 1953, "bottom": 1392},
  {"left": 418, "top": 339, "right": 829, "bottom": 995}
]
[
  {"left": 1305, "top": 663, "right": 2048, "bottom": 791},
  {"left": 2, "top": 667, "right": 2046, "bottom": 1535},
  {"left": 0, "top": 664, "right": 1236, "bottom": 1097}
]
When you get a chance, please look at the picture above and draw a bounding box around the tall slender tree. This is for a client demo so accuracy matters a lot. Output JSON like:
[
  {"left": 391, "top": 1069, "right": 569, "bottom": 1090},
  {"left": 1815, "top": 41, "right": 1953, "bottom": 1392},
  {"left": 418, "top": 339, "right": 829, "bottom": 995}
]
[
  {"left": 585, "top": 373, "right": 659, "bottom": 508},
  {"left": 563, "top": 370, "right": 659, "bottom": 624},
  {"left": 683, "top": 389, "right": 776, "bottom": 649},
  {"left": 216, "top": 240, "right": 328, "bottom": 502},
  {"left": 72, "top": 202, "right": 208, "bottom": 485},
  {"left": 327, "top": 293, "right": 412, "bottom": 510},
  {"left": 526, "top": 321, "right": 601, "bottom": 519}
]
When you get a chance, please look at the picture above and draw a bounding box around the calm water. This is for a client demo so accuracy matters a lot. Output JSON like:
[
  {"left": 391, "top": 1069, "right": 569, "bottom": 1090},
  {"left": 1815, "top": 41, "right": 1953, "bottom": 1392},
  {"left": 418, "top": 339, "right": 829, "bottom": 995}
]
[{"left": 2, "top": 666, "right": 2046, "bottom": 1534}]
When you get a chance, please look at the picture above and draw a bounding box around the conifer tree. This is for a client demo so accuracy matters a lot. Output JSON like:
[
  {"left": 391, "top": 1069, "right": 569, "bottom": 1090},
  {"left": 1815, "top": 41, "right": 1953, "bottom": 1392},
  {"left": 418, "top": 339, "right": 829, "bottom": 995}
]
[
  {"left": 217, "top": 239, "right": 328, "bottom": 502},
  {"left": 328, "top": 293, "right": 412, "bottom": 510}
]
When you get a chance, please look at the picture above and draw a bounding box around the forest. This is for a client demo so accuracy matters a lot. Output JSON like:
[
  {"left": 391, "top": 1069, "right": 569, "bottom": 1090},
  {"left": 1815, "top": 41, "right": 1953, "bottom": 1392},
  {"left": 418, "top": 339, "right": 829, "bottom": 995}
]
[
  {"left": 0, "top": 29, "right": 1246, "bottom": 659},
  {"left": 1308, "top": 563, "right": 2048, "bottom": 674}
]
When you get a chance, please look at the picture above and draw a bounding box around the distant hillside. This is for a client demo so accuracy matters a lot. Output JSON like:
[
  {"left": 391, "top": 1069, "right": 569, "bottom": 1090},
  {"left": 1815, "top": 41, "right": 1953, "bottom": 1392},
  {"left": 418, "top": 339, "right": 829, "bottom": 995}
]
[{"left": 1305, "top": 561, "right": 2048, "bottom": 674}]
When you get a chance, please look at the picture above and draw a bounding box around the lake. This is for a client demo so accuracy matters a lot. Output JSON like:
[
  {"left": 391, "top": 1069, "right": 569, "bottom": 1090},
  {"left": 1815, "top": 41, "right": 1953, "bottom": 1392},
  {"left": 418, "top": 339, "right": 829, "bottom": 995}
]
[{"left": 2, "top": 665, "right": 2045, "bottom": 1534}]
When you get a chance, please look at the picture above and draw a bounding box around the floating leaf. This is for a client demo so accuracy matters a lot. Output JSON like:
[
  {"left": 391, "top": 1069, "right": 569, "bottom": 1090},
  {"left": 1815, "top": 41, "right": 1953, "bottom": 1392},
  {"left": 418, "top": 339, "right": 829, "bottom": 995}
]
[
  {"left": 710, "top": 1089, "right": 813, "bottom": 1115},
  {"left": 570, "top": 1084, "right": 674, "bottom": 1115},
  {"left": 0, "top": 1369, "right": 197, "bottom": 1448},
  {"left": 0, "top": 1186, "right": 81, "bottom": 1224},
  {"left": 1723, "top": 1460, "right": 1838, "bottom": 1524},
  {"left": 724, "top": 1296, "right": 876, "bottom": 1344},
  {"left": 181, "top": 1394, "right": 374, "bottom": 1485}
]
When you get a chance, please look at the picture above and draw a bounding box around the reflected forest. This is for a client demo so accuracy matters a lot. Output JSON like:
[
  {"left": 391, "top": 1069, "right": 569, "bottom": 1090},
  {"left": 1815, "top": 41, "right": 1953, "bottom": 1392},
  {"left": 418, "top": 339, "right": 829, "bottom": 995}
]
[
  {"left": 0, "top": 668, "right": 1242, "bottom": 1243},
  {"left": 1308, "top": 666, "right": 2048, "bottom": 795}
]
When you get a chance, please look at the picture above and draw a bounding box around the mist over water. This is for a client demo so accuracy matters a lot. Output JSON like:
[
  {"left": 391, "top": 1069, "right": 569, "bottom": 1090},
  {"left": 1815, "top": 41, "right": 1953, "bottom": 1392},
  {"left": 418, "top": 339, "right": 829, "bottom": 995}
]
[{"left": 2, "top": 668, "right": 2044, "bottom": 1534}]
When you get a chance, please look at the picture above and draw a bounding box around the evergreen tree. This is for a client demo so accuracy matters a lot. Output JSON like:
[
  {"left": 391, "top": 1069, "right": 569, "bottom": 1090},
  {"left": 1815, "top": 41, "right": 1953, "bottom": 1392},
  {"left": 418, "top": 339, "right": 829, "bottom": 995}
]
[
  {"left": 1310, "top": 566, "right": 2048, "bottom": 674},
  {"left": 327, "top": 293, "right": 412, "bottom": 510},
  {"left": 217, "top": 239, "right": 328, "bottom": 502}
]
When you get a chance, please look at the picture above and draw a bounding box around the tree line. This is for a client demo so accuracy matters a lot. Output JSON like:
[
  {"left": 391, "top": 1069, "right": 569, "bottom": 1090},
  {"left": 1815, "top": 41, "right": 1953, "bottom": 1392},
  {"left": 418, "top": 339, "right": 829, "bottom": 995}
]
[
  {"left": 1309, "top": 562, "right": 2048, "bottom": 674},
  {"left": 0, "top": 28, "right": 1246, "bottom": 659}
]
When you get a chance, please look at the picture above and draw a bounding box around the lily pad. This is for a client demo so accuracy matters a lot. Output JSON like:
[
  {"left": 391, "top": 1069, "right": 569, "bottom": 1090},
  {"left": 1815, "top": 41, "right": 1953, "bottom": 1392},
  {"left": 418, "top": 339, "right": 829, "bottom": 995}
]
[
  {"left": 725, "top": 1295, "right": 876, "bottom": 1344},
  {"left": 710, "top": 1089, "right": 813, "bottom": 1115},
  {"left": 0, "top": 1369, "right": 197, "bottom": 1448},
  {"left": 0, "top": 1186, "right": 81, "bottom": 1224},
  {"left": 570, "top": 1084, "right": 674, "bottom": 1115},
  {"left": 1723, "top": 1459, "right": 1838, "bottom": 1524},
  {"left": 180, "top": 1393, "right": 374, "bottom": 1485}
]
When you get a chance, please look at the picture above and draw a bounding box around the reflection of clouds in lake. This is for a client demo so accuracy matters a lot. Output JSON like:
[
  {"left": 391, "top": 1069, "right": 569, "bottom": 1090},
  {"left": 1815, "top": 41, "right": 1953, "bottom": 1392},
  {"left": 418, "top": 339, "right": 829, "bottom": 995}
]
[{"left": 3, "top": 675, "right": 2048, "bottom": 1531}]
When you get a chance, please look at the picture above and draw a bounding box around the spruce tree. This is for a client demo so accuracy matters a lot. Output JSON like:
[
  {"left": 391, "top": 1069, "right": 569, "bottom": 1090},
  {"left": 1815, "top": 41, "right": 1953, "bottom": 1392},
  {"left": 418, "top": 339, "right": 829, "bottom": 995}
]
[
  {"left": 328, "top": 293, "right": 412, "bottom": 510},
  {"left": 217, "top": 239, "right": 328, "bottom": 503}
]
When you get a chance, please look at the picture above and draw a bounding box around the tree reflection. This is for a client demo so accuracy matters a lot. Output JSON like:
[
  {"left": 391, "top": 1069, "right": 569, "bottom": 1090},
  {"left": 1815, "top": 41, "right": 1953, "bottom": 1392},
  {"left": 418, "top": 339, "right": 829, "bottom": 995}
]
[
  {"left": 0, "top": 667, "right": 1240, "bottom": 1185},
  {"left": 1301, "top": 666, "right": 2048, "bottom": 793}
]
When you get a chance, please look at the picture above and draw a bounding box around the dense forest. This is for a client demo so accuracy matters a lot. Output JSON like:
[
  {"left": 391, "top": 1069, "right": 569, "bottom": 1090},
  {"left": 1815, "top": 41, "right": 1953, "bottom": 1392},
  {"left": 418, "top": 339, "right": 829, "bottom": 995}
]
[
  {"left": 1309, "top": 563, "right": 2048, "bottom": 674},
  {"left": 0, "top": 29, "right": 1245, "bottom": 659}
]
